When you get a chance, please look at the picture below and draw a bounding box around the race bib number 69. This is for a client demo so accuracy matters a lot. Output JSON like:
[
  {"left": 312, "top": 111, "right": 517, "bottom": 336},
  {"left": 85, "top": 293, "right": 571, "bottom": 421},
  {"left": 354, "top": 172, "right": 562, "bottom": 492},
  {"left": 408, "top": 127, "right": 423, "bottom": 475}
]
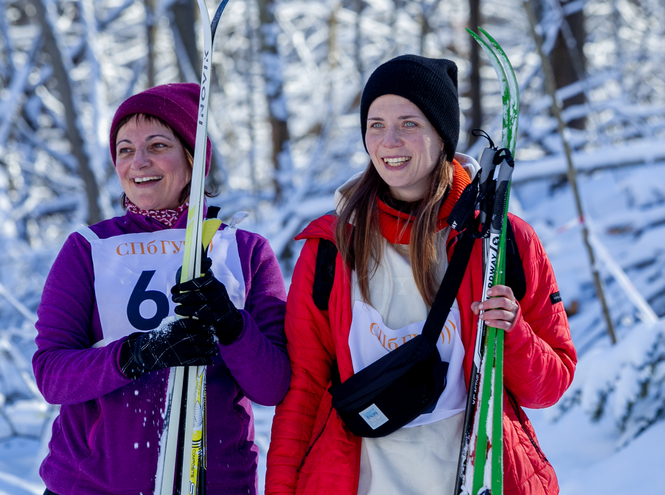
[{"left": 87, "top": 228, "right": 245, "bottom": 345}]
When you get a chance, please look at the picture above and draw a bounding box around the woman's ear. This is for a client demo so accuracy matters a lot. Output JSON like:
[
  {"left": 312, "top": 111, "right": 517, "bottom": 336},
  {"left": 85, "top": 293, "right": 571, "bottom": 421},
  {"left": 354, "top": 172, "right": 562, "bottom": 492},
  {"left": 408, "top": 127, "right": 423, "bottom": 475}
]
[
  {"left": 185, "top": 148, "right": 194, "bottom": 167},
  {"left": 179, "top": 181, "right": 192, "bottom": 205}
]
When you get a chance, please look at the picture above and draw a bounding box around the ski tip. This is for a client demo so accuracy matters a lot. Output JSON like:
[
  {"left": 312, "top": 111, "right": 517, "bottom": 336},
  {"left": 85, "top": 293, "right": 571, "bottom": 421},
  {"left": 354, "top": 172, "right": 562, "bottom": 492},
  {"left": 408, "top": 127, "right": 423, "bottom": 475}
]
[
  {"left": 466, "top": 27, "right": 480, "bottom": 38},
  {"left": 211, "top": 0, "right": 232, "bottom": 39},
  {"left": 478, "top": 27, "right": 494, "bottom": 42},
  {"left": 467, "top": 26, "right": 491, "bottom": 42}
]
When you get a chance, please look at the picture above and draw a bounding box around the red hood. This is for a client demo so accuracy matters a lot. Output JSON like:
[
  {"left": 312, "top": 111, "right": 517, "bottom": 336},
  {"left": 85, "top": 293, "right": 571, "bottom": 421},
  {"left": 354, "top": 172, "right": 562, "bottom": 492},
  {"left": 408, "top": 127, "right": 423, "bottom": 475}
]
[{"left": 295, "top": 213, "right": 336, "bottom": 243}]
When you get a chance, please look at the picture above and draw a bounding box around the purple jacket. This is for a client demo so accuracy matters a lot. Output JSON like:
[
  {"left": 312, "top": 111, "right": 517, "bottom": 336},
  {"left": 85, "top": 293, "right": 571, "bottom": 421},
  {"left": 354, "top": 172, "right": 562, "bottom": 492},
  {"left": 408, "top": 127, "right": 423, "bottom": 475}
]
[{"left": 33, "top": 210, "right": 290, "bottom": 495}]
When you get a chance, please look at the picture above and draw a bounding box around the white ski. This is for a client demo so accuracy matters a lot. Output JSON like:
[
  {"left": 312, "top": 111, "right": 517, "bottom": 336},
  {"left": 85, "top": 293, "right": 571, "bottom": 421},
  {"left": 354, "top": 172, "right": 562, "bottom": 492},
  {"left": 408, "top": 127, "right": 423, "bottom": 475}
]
[{"left": 156, "top": 1, "right": 230, "bottom": 493}]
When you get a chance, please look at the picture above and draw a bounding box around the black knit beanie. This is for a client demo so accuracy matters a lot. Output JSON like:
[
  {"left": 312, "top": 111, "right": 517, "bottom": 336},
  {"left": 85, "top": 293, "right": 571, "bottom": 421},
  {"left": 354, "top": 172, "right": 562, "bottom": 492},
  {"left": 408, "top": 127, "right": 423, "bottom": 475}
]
[{"left": 360, "top": 55, "right": 460, "bottom": 161}]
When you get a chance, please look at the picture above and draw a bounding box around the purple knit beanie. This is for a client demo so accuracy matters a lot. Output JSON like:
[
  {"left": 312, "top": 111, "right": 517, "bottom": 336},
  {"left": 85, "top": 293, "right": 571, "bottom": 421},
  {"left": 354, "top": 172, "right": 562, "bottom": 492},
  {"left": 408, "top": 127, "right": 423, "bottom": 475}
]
[{"left": 109, "top": 82, "right": 212, "bottom": 175}]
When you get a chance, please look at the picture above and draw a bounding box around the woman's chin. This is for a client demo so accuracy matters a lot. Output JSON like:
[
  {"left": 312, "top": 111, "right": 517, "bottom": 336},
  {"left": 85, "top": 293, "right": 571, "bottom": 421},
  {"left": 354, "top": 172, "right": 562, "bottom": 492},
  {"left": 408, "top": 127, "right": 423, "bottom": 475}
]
[{"left": 128, "top": 197, "right": 167, "bottom": 211}]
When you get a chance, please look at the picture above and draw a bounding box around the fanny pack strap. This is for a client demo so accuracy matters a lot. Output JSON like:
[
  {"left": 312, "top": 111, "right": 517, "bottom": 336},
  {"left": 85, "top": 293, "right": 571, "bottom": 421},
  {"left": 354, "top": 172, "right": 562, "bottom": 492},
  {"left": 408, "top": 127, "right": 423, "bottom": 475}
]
[
  {"left": 330, "top": 231, "right": 475, "bottom": 386},
  {"left": 421, "top": 231, "right": 475, "bottom": 343}
]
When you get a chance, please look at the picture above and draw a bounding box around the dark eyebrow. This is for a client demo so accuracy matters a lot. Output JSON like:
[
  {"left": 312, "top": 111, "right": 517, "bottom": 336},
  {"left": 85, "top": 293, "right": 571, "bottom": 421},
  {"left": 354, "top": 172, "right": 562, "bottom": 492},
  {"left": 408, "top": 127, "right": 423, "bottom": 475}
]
[
  {"left": 146, "top": 133, "right": 174, "bottom": 140},
  {"left": 116, "top": 133, "right": 174, "bottom": 146},
  {"left": 367, "top": 115, "right": 424, "bottom": 121}
]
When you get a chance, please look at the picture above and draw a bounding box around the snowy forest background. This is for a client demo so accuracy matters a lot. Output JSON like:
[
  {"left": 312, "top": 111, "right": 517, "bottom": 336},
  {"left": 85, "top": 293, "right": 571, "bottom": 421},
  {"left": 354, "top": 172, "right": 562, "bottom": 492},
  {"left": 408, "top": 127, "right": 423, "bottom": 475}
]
[{"left": 1, "top": 0, "right": 664, "bottom": 493}]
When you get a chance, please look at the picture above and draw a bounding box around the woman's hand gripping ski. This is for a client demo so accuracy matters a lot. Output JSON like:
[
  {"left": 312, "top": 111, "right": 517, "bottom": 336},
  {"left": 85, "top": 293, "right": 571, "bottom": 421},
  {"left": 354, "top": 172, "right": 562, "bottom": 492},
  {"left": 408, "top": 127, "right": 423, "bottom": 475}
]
[
  {"left": 471, "top": 284, "right": 519, "bottom": 332},
  {"left": 172, "top": 257, "right": 244, "bottom": 345}
]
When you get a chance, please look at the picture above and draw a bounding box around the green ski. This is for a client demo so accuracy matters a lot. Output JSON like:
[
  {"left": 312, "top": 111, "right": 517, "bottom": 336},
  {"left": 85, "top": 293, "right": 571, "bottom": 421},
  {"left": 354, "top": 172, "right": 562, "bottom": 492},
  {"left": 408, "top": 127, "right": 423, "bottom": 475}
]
[{"left": 455, "top": 28, "right": 519, "bottom": 495}]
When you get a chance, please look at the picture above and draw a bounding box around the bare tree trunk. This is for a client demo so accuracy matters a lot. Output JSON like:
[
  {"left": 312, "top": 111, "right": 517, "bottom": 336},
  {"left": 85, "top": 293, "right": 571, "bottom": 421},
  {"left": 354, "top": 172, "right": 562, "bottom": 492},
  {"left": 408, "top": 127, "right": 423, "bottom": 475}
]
[
  {"left": 329, "top": 1, "right": 340, "bottom": 71},
  {"left": 388, "top": 0, "right": 404, "bottom": 58},
  {"left": 524, "top": 0, "right": 617, "bottom": 344},
  {"left": 535, "top": 0, "right": 587, "bottom": 130},
  {"left": 468, "top": 0, "right": 482, "bottom": 149},
  {"left": 350, "top": 0, "right": 367, "bottom": 83},
  {"left": 30, "top": 0, "right": 102, "bottom": 225},
  {"left": 257, "top": 0, "right": 292, "bottom": 204},
  {"left": 167, "top": 0, "right": 223, "bottom": 190},
  {"left": 326, "top": 1, "right": 341, "bottom": 120},
  {"left": 419, "top": 16, "right": 429, "bottom": 57},
  {"left": 245, "top": 0, "right": 259, "bottom": 194},
  {"left": 144, "top": 0, "right": 157, "bottom": 87},
  {"left": 418, "top": 0, "right": 442, "bottom": 57},
  {"left": 553, "top": 0, "right": 586, "bottom": 129},
  {"left": 168, "top": 0, "right": 200, "bottom": 81}
]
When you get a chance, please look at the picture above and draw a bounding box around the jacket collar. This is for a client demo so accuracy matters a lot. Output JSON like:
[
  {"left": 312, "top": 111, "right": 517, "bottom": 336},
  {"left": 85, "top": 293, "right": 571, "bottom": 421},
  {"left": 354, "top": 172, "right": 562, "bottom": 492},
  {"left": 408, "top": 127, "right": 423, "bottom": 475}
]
[
  {"left": 297, "top": 157, "right": 474, "bottom": 244},
  {"left": 376, "top": 159, "right": 471, "bottom": 244}
]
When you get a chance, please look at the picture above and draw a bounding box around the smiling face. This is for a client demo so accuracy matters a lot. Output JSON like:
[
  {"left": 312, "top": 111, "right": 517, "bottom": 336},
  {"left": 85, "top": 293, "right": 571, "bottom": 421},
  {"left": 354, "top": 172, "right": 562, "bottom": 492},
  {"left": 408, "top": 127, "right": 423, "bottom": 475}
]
[
  {"left": 115, "top": 115, "right": 192, "bottom": 211},
  {"left": 365, "top": 94, "right": 443, "bottom": 202}
]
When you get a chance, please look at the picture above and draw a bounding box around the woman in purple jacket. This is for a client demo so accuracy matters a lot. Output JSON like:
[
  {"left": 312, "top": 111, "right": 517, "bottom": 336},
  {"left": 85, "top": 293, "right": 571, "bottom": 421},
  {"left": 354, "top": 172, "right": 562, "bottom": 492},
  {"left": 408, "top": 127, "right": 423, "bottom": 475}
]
[{"left": 32, "top": 83, "right": 290, "bottom": 495}]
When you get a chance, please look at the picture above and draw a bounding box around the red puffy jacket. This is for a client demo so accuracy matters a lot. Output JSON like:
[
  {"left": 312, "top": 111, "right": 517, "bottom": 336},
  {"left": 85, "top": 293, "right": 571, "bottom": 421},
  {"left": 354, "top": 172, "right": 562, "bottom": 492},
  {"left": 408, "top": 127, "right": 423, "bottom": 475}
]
[{"left": 267, "top": 213, "right": 576, "bottom": 495}]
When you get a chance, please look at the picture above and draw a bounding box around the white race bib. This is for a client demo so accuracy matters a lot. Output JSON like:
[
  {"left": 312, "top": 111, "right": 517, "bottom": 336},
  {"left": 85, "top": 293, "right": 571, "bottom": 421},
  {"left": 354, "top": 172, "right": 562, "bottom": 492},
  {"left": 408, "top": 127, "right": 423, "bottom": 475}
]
[
  {"left": 349, "top": 300, "right": 467, "bottom": 427},
  {"left": 85, "top": 227, "right": 245, "bottom": 345}
]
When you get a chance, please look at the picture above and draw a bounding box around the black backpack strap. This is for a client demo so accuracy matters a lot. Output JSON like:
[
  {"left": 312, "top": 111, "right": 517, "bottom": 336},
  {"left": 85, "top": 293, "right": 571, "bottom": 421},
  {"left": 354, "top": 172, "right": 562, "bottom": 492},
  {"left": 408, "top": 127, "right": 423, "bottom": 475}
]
[
  {"left": 313, "top": 239, "right": 337, "bottom": 311},
  {"left": 504, "top": 217, "right": 526, "bottom": 301},
  {"left": 312, "top": 219, "right": 526, "bottom": 312}
]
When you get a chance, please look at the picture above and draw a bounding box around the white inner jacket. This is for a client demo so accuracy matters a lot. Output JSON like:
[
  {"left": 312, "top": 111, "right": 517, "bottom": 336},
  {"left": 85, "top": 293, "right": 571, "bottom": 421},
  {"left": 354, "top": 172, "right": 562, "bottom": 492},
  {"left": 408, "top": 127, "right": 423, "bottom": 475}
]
[{"left": 334, "top": 153, "right": 480, "bottom": 495}]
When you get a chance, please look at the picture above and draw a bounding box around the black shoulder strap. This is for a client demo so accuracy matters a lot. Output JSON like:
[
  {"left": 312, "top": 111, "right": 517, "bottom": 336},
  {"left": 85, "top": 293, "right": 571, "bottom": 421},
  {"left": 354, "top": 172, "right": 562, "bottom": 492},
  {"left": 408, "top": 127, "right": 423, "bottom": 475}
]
[
  {"left": 504, "top": 218, "right": 526, "bottom": 301},
  {"left": 312, "top": 219, "right": 527, "bottom": 312},
  {"left": 313, "top": 238, "right": 337, "bottom": 311},
  {"left": 421, "top": 232, "right": 475, "bottom": 342}
]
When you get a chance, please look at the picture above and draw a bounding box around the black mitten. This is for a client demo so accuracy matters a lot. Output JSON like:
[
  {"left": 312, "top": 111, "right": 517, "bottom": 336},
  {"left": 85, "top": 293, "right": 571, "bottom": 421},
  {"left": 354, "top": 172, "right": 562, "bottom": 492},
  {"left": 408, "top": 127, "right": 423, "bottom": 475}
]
[
  {"left": 171, "top": 268, "right": 244, "bottom": 345},
  {"left": 119, "top": 318, "right": 218, "bottom": 380}
]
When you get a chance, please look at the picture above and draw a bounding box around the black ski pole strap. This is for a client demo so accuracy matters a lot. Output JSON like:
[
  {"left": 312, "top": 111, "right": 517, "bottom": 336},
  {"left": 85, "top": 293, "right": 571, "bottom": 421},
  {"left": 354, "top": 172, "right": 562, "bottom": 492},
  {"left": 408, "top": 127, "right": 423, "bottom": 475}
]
[
  {"left": 447, "top": 174, "right": 480, "bottom": 233},
  {"left": 206, "top": 205, "right": 221, "bottom": 219},
  {"left": 421, "top": 232, "right": 475, "bottom": 343}
]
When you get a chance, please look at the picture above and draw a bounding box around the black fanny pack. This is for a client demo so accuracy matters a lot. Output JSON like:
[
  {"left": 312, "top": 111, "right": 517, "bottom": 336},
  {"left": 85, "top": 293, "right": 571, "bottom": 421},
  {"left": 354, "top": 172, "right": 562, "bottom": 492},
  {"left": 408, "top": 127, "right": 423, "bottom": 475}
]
[
  {"left": 329, "top": 232, "right": 475, "bottom": 438},
  {"left": 330, "top": 334, "right": 448, "bottom": 437}
]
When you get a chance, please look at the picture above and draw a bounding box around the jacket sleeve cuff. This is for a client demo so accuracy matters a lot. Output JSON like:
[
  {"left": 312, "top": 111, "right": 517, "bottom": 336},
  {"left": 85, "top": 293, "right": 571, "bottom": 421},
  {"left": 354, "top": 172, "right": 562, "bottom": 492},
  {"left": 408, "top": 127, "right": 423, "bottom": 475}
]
[{"left": 503, "top": 303, "right": 532, "bottom": 353}]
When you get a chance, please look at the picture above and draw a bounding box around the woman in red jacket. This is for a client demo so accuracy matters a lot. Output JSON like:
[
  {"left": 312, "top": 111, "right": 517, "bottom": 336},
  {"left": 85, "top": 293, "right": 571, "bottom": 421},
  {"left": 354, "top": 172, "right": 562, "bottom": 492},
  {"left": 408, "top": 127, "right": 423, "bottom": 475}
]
[{"left": 267, "top": 55, "right": 576, "bottom": 495}]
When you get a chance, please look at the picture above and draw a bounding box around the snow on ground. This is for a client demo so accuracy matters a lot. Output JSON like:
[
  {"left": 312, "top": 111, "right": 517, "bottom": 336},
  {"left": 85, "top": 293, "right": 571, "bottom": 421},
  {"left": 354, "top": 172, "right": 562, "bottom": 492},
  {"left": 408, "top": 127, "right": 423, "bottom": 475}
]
[
  {"left": 528, "top": 406, "right": 665, "bottom": 494},
  {"left": 0, "top": 436, "right": 44, "bottom": 495},
  {"left": 4, "top": 402, "right": 663, "bottom": 494}
]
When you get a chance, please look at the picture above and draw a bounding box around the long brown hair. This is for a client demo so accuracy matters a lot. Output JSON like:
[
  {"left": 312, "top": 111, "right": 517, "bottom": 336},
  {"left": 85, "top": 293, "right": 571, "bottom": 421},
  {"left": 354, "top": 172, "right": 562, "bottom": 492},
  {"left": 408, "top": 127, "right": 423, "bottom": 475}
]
[{"left": 335, "top": 151, "right": 454, "bottom": 306}]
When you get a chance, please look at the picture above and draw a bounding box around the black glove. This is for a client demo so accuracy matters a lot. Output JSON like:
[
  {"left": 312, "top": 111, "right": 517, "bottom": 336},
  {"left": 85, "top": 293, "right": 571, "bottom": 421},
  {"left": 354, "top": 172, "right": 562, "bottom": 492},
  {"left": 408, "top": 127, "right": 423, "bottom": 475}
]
[
  {"left": 119, "top": 318, "right": 218, "bottom": 380},
  {"left": 171, "top": 268, "right": 244, "bottom": 345}
]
